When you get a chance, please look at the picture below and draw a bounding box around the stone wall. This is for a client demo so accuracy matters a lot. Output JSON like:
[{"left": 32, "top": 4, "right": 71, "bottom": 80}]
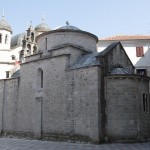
[
  {"left": 37, "top": 30, "right": 97, "bottom": 54},
  {"left": 0, "top": 78, "right": 20, "bottom": 134},
  {"left": 105, "top": 75, "right": 150, "bottom": 141},
  {"left": 66, "top": 66, "right": 101, "bottom": 142},
  {"left": 101, "top": 43, "right": 134, "bottom": 74},
  {"left": 10, "top": 54, "right": 101, "bottom": 142}
]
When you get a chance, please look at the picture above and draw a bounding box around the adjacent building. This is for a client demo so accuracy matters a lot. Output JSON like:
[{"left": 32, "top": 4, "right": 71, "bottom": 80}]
[{"left": 98, "top": 35, "right": 150, "bottom": 76}]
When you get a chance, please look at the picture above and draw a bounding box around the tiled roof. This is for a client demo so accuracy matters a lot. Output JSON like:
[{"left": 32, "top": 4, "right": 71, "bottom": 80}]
[{"left": 99, "top": 35, "right": 150, "bottom": 41}]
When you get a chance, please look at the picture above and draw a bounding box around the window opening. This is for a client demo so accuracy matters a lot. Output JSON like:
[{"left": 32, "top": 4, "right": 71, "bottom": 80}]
[
  {"left": 5, "top": 34, "right": 8, "bottom": 44},
  {"left": 0, "top": 34, "right": 2, "bottom": 43},
  {"left": 143, "top": 93, "right": 149, "bottom": 113},
  {"left": 136, "top": 69, "right": 146, "bottom": 76},
  {"left": 45, "top": 38, "right": 47, "bottom": 50},
  {"left": 136, "top": 47, "right": 144, "bottom": 57},
  {"left": 37, "top": 68, "right": 43, "bottom": 89},
  {"left": 6, "top": 71, "right": 9, "bottom": 78}
]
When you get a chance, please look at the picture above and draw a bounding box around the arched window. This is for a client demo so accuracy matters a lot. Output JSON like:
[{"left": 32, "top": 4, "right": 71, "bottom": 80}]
[
  {"left": 0, "top": 34, "right": 2, "bottom": 43},
  {"left": 37, "top": 68, "right": 43, "bottom": 89},
  {"left": 33, "top": 45, "right": 37, "bottom": 53},
  {"left": 45, "top": 38, "right": 47, "bottom": 50},
  {"left": 27, "top": 44, "right": 31, "bottom": 50},
  {"left": 5, "top": 34, "right": 8, "bottom": 44},
  {"left": 143, "top": 93, "right": 149, "bottom": 113},
  {"left": 31, "top": 32, "right": 34, "bottom": 42},
  {"left": 27, "top": 44, "right": 31, "bottom": 55}
]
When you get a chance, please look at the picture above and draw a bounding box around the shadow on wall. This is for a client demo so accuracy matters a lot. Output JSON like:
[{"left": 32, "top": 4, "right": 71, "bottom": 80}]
[{"left": 135, "top": 46, "right": 150, "bottom": 67}]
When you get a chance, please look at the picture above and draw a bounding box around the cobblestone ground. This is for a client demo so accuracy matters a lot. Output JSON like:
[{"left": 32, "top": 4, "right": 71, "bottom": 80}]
[{"left": 0, "top": 138, "right": 149, "bottom": 150}]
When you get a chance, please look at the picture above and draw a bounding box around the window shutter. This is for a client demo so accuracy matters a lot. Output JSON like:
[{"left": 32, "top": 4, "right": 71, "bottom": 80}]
[{"left": 136, "top": 47, "right": 144, "bottom": 57}]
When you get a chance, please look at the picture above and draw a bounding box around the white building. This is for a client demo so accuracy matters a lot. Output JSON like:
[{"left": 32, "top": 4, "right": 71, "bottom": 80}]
[
  {"left": 0, "top": 14, "right": 50, "bottom": 79},
  {"left": 0, "top": 14, "right": 17, "bottom": 79},
  {"left": 98, "top": 35, "right": 150, "bottom": 76}
]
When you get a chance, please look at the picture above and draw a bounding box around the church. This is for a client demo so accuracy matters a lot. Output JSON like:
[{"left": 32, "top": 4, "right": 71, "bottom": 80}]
[{"left": 0, "top": 14, "right": 149, "bottom": 143}]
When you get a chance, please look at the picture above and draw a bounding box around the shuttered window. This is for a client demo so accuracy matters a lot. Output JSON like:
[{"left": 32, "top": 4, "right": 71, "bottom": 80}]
[
  {"left": 136, "top": 47, "right": 144, "bottom": 57},
  {"left": 0, "top": 34, "right": 2, "bottom": 43}
]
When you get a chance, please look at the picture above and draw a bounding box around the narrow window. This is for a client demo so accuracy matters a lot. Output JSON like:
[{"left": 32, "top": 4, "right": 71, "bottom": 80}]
[
  {"left": 6, "top": 71, "right": 9, "bottom": 78},
  {"left": 37, "top": 68, "right": 43, "bottom": 89},
  {"left": 136, "top": 47, "right": 144, "bottom": 57},
  {"left": 27, "top": 44, "right": 31, "bottom": 54},
  {"left": 0, "top": 34, "right": 2, "bottom": 43},
  {"left": 45, "top": 38, "right": 47, "bottom": 50},
  {"left": 31, "top": 32, "right": 34, "bottom": 42},
  {"left": 5, "top": 34, "right": 8, "bottom": 44},
  {"left": 41, "top": 70, "right": 43, "bottom": 88},
  {"left": 143, "top": 93, "right": 148, "bottom": 113},
  {"left": 33, "top": 45, "right": 37, "bottom": 53}
]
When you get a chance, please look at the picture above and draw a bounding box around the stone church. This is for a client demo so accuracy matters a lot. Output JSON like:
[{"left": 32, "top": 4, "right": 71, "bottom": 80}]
[{"left": 0, "top": 14, "right": 150, "bottom": 143}]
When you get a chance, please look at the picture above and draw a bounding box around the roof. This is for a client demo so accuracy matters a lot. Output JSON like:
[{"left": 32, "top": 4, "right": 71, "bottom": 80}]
[
  {"left": 70, "top": 53, "right": 100, "bottom": 69},
  {"left": 98, "top": 42, "right": 119, "bottom": 56},
  {"left": 11, "top": 70, "right": 20, "bottom": 78},
  {"left": 111, "top": 67, "right": 132, "bottom": 74},
  {"left": 0, "top": 19, "right": 12, "bottom": 32},
  {"left": 99, "top": 35, "right": 150, "bottom": 41},
  {"left": 35, "top": 23, "right": 51, "bottom": 32},
  {"left": 55, "top": 25, "right": 80, "bottom": 30},
  {"left": 55, "top": 21, "right": 80, "bottom": 31},
  {"left": 11, "top": 33, "right": 26, "bottom": 48}
]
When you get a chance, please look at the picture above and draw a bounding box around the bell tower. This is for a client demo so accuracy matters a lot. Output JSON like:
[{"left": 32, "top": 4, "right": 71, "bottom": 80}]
[{"left": 20, "top": 23, "right": 38, "bottom": 61}]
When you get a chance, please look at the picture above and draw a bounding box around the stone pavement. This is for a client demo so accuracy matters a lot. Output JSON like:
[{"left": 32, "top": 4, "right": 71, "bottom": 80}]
[{"left": 0, "top": 138, "right": 150, "bottom": 150}]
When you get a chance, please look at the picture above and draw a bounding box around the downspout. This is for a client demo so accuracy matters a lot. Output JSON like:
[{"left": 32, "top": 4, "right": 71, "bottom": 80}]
[
  {"left": 100, "top": 56, "right": 107, "bottom": 142},
  {"left": 97, "top": 56, "right": 107, "bottom": 142}
]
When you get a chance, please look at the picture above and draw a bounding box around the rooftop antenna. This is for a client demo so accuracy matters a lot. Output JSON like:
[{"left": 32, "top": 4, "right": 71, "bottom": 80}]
[
  {"left": 42, "top": 12, "right": 45, "bottom": 23},
  {"left": 66, "top": 21, "right": 69, "bottom": 26},
  {"left": 2, "top": 8, "right": 5, "bottom": 20}
]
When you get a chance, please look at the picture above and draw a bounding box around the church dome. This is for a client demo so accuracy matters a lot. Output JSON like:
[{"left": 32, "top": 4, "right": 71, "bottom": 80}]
[
  {"left": 11, "top": 33, "right": 26, "bottom": 48},
  {"left": 55, "top": 21, "right": 80, "bottom": 30},
  {"left": 35, "top": 23, "right": 51, "bottom": 32},
  {"left": 0, "top": 19, "right": 12, "bottom": 32},
  {"left": 56, "top": 25, "right": 80, "bottom": 30}
]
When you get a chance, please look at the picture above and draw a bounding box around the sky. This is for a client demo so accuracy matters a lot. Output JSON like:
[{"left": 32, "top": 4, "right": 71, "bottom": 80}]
[{"left": 1, "top": 0, "right": 150, "bottom": 38}]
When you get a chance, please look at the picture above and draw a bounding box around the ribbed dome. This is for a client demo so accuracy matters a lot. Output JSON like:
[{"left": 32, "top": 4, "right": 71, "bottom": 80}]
[
  {"left": 35, "top": 23, "right": 50, "bottom": 32},
  {"left": 0, "top": 19, "right": 12, "bottom": 32},
  {"left": 56, "top": 25, "right": 80, "bottom": 30}
]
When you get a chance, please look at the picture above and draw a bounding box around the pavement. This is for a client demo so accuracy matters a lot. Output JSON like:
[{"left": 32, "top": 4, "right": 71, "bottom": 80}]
[{"left": 0, "top": 138, "right": 150, "bottom": 150}]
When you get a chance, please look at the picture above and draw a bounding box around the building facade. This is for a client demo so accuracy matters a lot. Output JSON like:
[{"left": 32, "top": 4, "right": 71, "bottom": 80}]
[
  {"left": 0, "top": 24, "right": 149, "bottom": 143},
  {"left": 98, "top": 35, "right": 150, "bottom": 76}
]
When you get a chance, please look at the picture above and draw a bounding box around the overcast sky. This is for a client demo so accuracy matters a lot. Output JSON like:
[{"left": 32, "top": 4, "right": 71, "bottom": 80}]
[{"left": 1, "top": 0, "right": 150, "bottom": 38}]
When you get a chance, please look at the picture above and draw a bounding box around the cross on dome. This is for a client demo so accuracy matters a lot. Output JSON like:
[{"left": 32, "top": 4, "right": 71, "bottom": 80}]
[
  {"left": 66, "top": 21, "right": 69, "bottom": 26},
  {"left": 2, "top": 8, "right": 5, "bottom": 20},
  {"left": 42, "top": 12, "right": 45, "bottom": 23}
]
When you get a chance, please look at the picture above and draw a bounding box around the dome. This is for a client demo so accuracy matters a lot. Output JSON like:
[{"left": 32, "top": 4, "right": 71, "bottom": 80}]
[
  {"left": 56, "top": 25, "right": 80, "bottom": 30},
  {"left": 110, "top": 68, "right": 132, "bottom": 74},
  {"left": 55, "top": 25, "right": 80, "bottom": 30},
  {"left": 0, "top": 19, "right": 12, "bottom": 32},
  {"left": 35, "top": 23, "right": 50, "bottom": 32},
  {"left": 55, "top": 21, "right": 80, "bottom": 30},
  {"left": 11, "top": 33, "right": 26, "bottom": 48}
]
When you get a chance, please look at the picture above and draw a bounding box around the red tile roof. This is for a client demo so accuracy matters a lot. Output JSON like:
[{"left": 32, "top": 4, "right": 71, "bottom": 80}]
[{"left": 99, "top": 35, "right": 150, "bottom": 41}]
